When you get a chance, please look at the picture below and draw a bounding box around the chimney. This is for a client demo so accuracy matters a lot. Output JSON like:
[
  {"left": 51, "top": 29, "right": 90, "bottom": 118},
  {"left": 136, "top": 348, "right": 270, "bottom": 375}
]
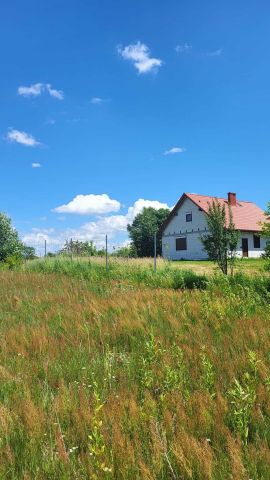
[{"left": 228, "top": 192, "right": 236, "bottom": 206}]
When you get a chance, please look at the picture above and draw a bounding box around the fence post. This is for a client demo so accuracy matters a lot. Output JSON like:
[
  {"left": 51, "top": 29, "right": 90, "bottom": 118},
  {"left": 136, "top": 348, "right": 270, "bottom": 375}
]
[
  {"left": 154, "top": 232, "right": 157, "bottom": 273},
  {"left": 105, "top": 235, "right": 108, "bottom": 272},
  {"left": 70, "top": 238, "right": 73, "bottom": 261}
]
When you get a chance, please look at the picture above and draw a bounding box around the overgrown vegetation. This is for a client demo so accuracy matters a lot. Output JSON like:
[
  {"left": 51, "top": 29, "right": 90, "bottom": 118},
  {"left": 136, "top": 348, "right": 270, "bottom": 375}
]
[{"left": 0, "top": 269, "right": 270, "bottom": 479}]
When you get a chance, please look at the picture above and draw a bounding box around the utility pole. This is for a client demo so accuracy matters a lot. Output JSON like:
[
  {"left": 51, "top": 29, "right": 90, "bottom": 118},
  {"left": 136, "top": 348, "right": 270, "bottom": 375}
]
[
  {"left": 105, "top": 234, "right": 108, "bottom": 272},
  {"left": 154, "top": 232, "right": 157, "bottom": 273},
  {"left": 44, "top": 239, "right": 47, "bottom": 258}
]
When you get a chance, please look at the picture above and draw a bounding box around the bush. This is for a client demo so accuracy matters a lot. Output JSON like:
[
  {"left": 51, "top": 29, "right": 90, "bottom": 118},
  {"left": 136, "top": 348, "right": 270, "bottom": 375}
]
[{"left": 2, "top": 254, "right": 23, "bottom": 270}]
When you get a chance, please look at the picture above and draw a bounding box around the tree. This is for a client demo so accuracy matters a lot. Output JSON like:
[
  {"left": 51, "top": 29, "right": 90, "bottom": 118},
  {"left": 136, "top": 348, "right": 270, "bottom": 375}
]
[
  {"left": 127, "top": 207, "right": 170, "bottom": 257},
  {"left": 201, "top": 201, "right": 239, "bottom": 275},
  {"left": 261, "top": 202, "right": 270, "bottom": 259},
  {"left": 22, "top": 245, "right": 37, "bottom": 260},
  {"left": 111, "top": 244, "right": 137, "bottom": 258},
  {"left": 58, "top": 240, "right": 105, "bottom": 257},
  {"left": 0, "top": 212, "right": 23, "bottom": 263}
]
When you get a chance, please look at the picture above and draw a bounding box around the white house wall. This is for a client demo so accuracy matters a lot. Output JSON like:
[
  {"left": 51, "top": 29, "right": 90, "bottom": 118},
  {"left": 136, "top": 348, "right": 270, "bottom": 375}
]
[
  {"left": 162, "top": 197, "right": 267, "bottom": 260},
  {"left": 162, "top": 197, "right": 209, "bottom": 260},
  {"left": 235, "top": 232, "right": 267, "bottom": 258}
]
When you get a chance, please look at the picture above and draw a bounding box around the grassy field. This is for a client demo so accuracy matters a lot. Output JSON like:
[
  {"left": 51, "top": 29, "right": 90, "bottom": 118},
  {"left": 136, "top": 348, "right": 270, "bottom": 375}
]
[
  {"left": 22, "top": 255, "right": 268, "bottom": 277},
  {"left": 0, "top": 259, "right": 270, "bottom": 478}
]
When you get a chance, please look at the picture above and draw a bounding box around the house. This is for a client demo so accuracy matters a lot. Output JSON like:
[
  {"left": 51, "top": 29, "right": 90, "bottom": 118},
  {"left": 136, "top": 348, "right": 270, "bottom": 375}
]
[{"left": 160, "top": 192, "right": 268, "bottom": 260}]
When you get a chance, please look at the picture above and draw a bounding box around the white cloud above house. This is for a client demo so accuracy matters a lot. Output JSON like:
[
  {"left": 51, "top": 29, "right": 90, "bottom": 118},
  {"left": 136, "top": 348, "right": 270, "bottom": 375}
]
[
  {"left": 18, "top": 83, "right": 64, "bottom": 100},
  {"left": 118, "top": 41, "right": 163, "bottom": 74},
  {"left": 32, "top": 163, "right": 41, "bottom": 168},
  {"left": 6, "top": 129, "right": 40, "bottom": 147},
  {"left": 164, "top": 147, "right": 185, "bottom": 155},
  {"left": 53, "top": 194, "right": 121, "bottom": 215}
]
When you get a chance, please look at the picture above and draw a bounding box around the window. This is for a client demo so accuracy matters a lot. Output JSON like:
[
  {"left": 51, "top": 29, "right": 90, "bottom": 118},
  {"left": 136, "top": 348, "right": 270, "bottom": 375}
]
[
  {"left": 253, "top": 235, "right": 260, "bottom": 248},
  {"left": 176, "top": 237, "right": 187, "bottom": 251},
  {"left": 186, "top": 212, "right": 192, "bottom": 222}
]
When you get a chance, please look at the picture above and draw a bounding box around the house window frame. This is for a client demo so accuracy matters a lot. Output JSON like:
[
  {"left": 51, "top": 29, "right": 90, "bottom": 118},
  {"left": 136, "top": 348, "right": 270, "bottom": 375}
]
[
  {"left": 176, "top": 237, "right": 187, "bottom": 251},
  {"left": 253, "top": 234, "right": 261, "bottom": 249},
  {"left": 186, "top": 212, "right": 192, "bottom": 222}
]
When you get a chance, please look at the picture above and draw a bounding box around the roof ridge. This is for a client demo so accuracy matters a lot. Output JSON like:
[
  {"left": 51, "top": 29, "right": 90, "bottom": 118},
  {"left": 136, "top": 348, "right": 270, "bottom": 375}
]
[{"left": 186, "top": 192, "right": 257, "bottom": 204}]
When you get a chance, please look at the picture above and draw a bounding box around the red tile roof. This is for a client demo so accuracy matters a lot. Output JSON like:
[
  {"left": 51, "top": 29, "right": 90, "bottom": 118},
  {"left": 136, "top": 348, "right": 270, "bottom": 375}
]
[{"left": 160, "top": 193, "right": 268, "bottom": 233}]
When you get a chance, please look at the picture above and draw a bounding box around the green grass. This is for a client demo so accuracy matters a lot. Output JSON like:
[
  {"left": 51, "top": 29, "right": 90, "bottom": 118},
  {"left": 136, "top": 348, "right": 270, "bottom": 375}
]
[{"left": 0, "top": 259, "right": 269, "bottom": 478}]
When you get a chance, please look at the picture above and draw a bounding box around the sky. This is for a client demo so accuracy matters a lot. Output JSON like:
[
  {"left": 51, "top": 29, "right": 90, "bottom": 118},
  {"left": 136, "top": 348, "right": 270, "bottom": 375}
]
[{"left": 1, "top": 0, "right": 270, "bottom": 253}]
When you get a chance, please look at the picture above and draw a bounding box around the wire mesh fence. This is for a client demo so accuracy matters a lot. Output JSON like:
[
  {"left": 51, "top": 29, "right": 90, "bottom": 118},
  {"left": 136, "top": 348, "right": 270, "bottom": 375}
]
[{"left": 27, "top": 233, "right": 158, "bottom": 272}]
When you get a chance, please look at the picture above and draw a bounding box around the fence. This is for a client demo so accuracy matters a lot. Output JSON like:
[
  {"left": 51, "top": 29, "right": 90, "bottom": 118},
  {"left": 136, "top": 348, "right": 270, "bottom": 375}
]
[{"left": 28, "top": 234, "right": 158, "bottom": 272}]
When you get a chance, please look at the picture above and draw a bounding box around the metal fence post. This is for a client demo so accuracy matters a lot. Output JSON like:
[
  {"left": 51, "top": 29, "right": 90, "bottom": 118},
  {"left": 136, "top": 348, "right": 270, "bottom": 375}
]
[
  {"left": 154, "top": 232, "right": 157, "bottom": 273},
  {"left": 106, "top": 234, "right": 108, "bottom": 272}
]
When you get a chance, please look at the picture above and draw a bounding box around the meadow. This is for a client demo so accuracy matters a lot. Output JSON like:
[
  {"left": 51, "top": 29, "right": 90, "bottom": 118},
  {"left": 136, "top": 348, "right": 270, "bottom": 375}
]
[{"left": 0, "top": 258, "right": 270, "bottom": 479}]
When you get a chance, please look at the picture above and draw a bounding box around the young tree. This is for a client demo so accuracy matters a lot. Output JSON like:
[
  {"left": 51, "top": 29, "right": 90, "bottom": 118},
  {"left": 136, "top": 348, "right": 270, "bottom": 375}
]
[
  {"left": 0, "top": 212, "right": 23, "bottom": 263},
  {"left": 201, "top": 201, "right": 239, "bottom": 275},
  {"left": 261, "top": 202, "right": 270, "bottom": 258},
  {"left": 127, "top": 207, "right": 170, "bottom": 257}
]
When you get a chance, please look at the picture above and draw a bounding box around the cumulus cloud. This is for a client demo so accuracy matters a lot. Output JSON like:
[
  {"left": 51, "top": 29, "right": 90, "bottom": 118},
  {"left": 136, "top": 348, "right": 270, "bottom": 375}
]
[
  {"left": 53, "top": 194, "right": 121, "bottom": 216},
  {"left": 32, "top": 163, "right": 41, "bottom": 168},
  {"left": 18, "top": 83, "right": 64, "bottom": 100},
  {"left": 164, "top": 147, "right": 185, "bottom": 155},
  {"left": 126, "top": 199, "right": 169, "bottom": 223},
  {"left": 6, "top": 129, "right": 40, "bottom": 147},
  {"left": 118, "top": 41, "right": 162, "bottom": 74},
  {"left": 22, "top": 228, "right": 59, "bottom": 247},
  {"left": 24, "top": 198, "right": 170, "bottom": 252},
  {"left": 175, "top": 44, "right": 192, "bottom": 54}
]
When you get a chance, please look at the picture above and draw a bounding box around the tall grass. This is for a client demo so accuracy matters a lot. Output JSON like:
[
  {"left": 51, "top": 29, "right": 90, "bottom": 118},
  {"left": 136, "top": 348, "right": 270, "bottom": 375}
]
[
  {"left": 22, "top": 257, "right": 209, "bottom": 290},
  {"left": 0, "top": 269, "right": 270, "bottom": 478}
]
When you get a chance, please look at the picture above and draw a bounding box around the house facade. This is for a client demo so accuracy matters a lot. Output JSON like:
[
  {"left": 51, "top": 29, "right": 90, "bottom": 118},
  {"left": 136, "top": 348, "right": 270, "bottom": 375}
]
[{"left": 160, "top": 192, "right": 268, "bottom": 261}]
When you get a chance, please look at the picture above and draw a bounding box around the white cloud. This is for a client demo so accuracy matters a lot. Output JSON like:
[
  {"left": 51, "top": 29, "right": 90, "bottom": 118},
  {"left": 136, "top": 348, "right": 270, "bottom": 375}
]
[
  {"left": 46, "top": 84, "right": 64, "bottom": 100},
  {"left": 23, "top": 198, "right": 170, "bottom": 252},
  {"left": 53, "top": 194, "right": 121, "bottom": 216},
  {"left": 118, "top": 41, "right": 163, "bottom": 74},
  {"left": 126, "top": 199, "right": 170, "bottom": 223},
  {"left": 6, "top": 129, "right": 40, "bottom": 147},
  {"left": 32, "top": 163, "right": 41, "bottom": 168},
  {"left": 18, "top": 83, "right": 64, "bottom": 100},
  {"left": 164, "top": 147, "right": 185, "bottom": 155},
  {"left": 175, "top": 44, "right": 192, "bottom": 54},
  {"left": 205, "top": 49, "right": 222, "bottom": 57},
  {"left": 68, "top": 198, "right": 170, "bottom": 240},
  {"left": 18, "top": 83, "right": 43, "bottom": 96},
  {"left": 22, "top": 228, "right": 59, "bottom": 248},
  {"left": 91, "top": 97, "right": 104, "bottom": 104}
]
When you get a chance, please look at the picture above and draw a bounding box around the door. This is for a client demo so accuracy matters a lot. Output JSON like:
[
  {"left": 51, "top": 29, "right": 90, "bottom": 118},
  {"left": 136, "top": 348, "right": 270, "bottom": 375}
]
[{"left": 242, "top": 238, "right": 249, "bottom": 257}]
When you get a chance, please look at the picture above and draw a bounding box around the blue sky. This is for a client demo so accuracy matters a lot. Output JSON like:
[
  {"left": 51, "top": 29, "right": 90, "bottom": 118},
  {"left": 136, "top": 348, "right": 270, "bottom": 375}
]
[{"left": 1, "top": 0, "right": 269, "bottom": 252}]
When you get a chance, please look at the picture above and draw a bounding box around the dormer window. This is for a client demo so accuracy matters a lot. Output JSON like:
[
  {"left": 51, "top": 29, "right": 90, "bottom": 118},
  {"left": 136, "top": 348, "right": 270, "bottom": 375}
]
[{"left": 186, "top": 212, "right": 192, "bottom": 222}]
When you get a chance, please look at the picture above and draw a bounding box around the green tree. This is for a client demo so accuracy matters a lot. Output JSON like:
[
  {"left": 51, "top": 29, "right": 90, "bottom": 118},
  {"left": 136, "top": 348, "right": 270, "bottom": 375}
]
[
  {"left": 201, "top": 201, "right": 239, "bottom": 275},
  {"left": 0, "top": 212, "right": 23, "bottom": 263},
  {"left": 111, "top": 244, "right": 137, "bottom": 258},
  {"left": 22, "top": 245, "right": 37, "bottom": 260},
  {"left": 261, "top": 202, "right": 270, "bottom": 258},
  {"left": 59, "top": 240, "right": 98, "bottom": 257},
  {"left": 127, "top": 207, "right": 170, "bottom": 257}
]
